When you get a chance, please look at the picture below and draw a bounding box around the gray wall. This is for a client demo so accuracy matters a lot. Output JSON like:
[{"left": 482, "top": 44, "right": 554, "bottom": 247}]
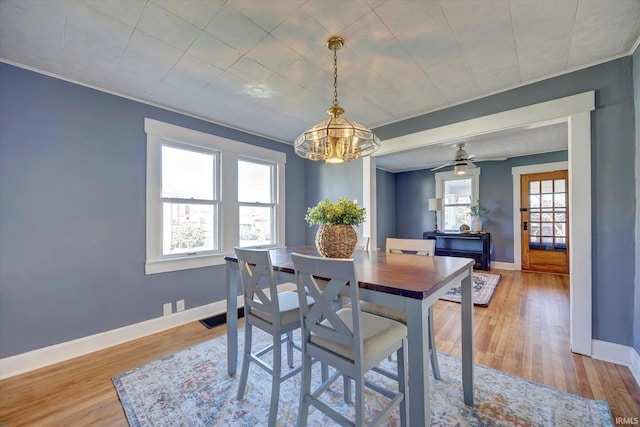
[
  {"left": 393, "top": 151, "right": 568, "bottom": 263},
  {"left": 375, "top": 169, "right": 396, "bottom": 251},
  {"left": 394, "top": 168, "right": 436, "bottom": 239},
  {"left": 303, "top": 160, "right": 363, "bottom": 245},
  {"left": 375, "top": 57, "right": 636, "bottom": 347},
  {"left": 2, "top": 51, "right": 637, "bottom": 357},
  {"left": 301, "top": 161, "right": 394, "bottom": 252},
  {"left": 0, "top": 63, "right": 307, "bottom": 358},
  {"left": 634, "top": 47, "right": 640, "bottom": 353}
]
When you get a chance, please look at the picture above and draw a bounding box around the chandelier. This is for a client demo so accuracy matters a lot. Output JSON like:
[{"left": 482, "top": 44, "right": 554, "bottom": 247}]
[{"left": 294, "top": 36, "right": 380, "bottom": 164}]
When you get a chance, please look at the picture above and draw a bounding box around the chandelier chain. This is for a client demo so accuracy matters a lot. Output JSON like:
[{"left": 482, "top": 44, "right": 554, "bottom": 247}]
[
  {"left": 333, "top": 48, "right": 339, "bottom": 107},
  {"left": 293, "top": 35, "right": 380, "bottom": 163}
]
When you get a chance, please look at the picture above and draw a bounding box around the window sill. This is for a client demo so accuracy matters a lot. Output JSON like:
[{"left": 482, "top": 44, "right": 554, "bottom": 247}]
[{"left": 145, "top": 253, "right": 228, "bottom": 275}]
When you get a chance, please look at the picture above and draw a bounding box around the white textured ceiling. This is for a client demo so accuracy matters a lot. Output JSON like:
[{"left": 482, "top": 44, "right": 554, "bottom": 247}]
[
  {"left": 1, "top": 0, "right": 639, "bottom": 172},
  {"left": 376, "top": 120, "right": 570, "bottom": 172}
]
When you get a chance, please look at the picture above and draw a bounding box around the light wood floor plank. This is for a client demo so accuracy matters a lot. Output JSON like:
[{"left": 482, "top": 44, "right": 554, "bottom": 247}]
[{"left": 0, "top": 269, "right": 638, "bottom": 425}]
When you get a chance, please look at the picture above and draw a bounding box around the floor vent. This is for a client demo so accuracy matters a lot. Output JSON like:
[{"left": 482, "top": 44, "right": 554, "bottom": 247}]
[{"left": 199, "top": 307, "right": 245, "bottom": 329}]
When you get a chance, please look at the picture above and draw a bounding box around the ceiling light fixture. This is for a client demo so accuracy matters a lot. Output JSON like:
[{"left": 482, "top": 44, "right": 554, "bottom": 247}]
[
  {"left": 243, "top": 83, "right": 272, "bottom": 98},
  {"left": 454, "top": 163, "right": 467, "bottom": 175},
  {"left": 294, "top": 36, "right": 380, "bottom": 164}
]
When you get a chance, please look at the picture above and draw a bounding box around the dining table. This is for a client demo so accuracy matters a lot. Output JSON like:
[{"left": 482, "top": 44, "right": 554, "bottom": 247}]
[{"left": 225, "top": 246, "right": 475, "bottom": 426}]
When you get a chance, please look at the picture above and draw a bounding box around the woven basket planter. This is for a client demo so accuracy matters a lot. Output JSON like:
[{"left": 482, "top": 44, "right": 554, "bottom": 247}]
[{"left": 315, "top": 224, "right": 357, "bottom": 258}]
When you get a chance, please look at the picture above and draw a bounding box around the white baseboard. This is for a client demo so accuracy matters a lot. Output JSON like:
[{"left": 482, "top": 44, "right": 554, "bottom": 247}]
[
  {"left": 592, "top": 339, "right": 640, "bottom": 388},
  {"left": 491, "top": 261, "right": 517, "bottom": 270},
  {"left": 0, "top": 282, "right": 298, "bottom": 380},
  {"left": 630, "top": 345, "right": 640, "bottom": 388},
  {"left": 0, "top": 297, "right": 235, "bottom": 380},
  {"left": 4, "top": 289, "right": 638, "bottom": 392}
]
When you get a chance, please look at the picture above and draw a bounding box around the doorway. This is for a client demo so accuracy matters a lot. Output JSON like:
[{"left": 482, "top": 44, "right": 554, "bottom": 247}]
[
  {"left": 366, "top": 91, "right": 594, "bottom": 354},
  {"left": 520, "top": 170, "right": 569, "bottom": 274}
]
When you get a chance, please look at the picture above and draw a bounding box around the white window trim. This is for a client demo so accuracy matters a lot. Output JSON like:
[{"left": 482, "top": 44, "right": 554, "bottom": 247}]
[
  {"left": 145, "top": 118, "right": 286, "bottom": 274},
  {"left": 435, "top": 168, "right": 480, "bottom": 232}
]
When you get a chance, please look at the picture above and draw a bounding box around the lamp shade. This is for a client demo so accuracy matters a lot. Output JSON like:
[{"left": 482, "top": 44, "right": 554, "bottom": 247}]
[
  {"left": 454, "top": 163, "right": 467, "bottom": 175},
  {"left": 294, "top": 116, "right": 380, "bottom": 163},
  {"left": 428, "top": 198, "right": 443, "bottom": 211}
]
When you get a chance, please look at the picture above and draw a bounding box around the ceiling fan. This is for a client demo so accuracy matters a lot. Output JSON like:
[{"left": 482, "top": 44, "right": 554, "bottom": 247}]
[{"left": 430, "top": 143, "right": 506, "bottom": 174}]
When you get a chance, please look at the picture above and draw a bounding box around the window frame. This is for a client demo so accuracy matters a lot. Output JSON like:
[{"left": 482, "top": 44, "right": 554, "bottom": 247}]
[
  {"left": 160, "top": 141, "right": 220, "bottom": 258},
  {"left": 435, "top": 168, "right": 480, "bottom": 232},
  {"left": 237, "top": 156, "right": 278, "bottom": 248},
  {"left": 145, "top": 118, "right": 286, "bottom": 274}
]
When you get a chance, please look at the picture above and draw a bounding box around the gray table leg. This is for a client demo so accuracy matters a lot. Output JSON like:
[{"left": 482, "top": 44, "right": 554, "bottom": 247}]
[
  {"left": 461, "top": 265, "right": 474, "bottom": 406},
  {"left": 406, "top": 299, "right": 429, "bottom": 426},
  {"left": 226, "top": 261, "right": 238, "bottom": 376}
]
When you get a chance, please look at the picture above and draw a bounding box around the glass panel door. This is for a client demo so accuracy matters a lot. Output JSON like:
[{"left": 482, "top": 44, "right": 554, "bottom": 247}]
[
  {"left": 520, "top": 170, "right": 569, "bottom": 274},
  {"left": 528, "top": 178, "right": 566, "bottom": 251}
]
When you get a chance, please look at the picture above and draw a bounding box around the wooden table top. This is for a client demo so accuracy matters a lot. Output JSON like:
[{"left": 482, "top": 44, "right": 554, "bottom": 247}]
[{"left": 225, "top": 246, "right": 473, "bottom": 300}]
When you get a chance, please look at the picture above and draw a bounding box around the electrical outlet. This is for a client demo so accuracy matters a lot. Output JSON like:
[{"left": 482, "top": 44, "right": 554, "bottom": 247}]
[
  {"left": 176, "top": 299, "right": 185, "bottom": 312},
  {"left": 163, "top": 302, "right": 172, "bottom": 316}
]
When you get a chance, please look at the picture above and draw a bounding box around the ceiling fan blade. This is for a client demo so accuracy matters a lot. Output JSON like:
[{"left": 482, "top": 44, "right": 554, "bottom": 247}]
[
  {"left": 474, "top": 156, "right": 508, "bottom": 162},
  {"left": 430, "top": 162, "right": 453, "bottom": 171},
  {"left": 466, "top": 160, "right": 477, "bottom": 168}
]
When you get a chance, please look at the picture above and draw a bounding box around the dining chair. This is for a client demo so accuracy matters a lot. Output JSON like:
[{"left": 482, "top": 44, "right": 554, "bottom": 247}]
[
  {"left": 291, "top": 252, "right": 409, "bottom": 426},
  {"left": 234, "top": 247, "right": 313, "bottom": 427},
  {"left": 360, "top": 237, "right": 441, "bottom": 379},
  {"left": 355, "top": 236, "right": 369, "bottom": 251}
]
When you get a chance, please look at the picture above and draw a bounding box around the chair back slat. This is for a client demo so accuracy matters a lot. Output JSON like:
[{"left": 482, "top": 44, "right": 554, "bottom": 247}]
[
  {"left": 235, "top": 247, "right": 279, "bottom": 314},
  {"left": 291, "top": 253, "right": 363, "bottom": 355},
  {"left": 386, "top": 237, "right": 435, "bottom": 256}
]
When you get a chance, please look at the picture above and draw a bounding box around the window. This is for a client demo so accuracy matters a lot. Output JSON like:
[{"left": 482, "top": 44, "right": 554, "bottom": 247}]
[
  {"left": 238, "top": 159, "right": 276, "bottom": 247},
  {"left": 443, "top": 178, "right": 472, "bottom": 231},
  {"left": 145, "top": 119, "right": 286, "bottom": 274},
  {"left": 528, "top": 177, "right": 567, "bottom": 251},
  {"left": 162, "top": 144, "right": 219, "bottom": 256},
  {"left": 435, "top": 168, "right": 480, "bottom": 232}
]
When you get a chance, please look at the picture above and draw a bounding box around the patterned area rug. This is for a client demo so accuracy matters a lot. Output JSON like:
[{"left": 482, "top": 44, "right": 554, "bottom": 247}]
[
  {"left": 440, "top": 272, "right": 501, "bottom": 306},
  {"left": 113, "top": 328, "right": 613, "bottom": 426}
]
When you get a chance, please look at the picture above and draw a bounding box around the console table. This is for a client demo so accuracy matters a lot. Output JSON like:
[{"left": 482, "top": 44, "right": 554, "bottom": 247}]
[{"left": 423, "top": 231, "right": 491, "bottom": 270}]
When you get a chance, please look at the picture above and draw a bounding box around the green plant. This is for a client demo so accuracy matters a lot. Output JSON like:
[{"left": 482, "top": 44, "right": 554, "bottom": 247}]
[
  {"left": 171, "top": 224, "right": 207, "bottom": 250},
  {"left": 305, "top": 197, "right": 366, "bottom": 227},
  {"left": 469, "top": 200, "right": 490, "bottom": 219}
]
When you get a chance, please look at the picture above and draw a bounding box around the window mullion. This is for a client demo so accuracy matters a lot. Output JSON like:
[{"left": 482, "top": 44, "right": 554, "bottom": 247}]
[
  {"left": 162, "top": 197, "right": 216, "bottom": 205},
  {"left": 238, "top": 202, "right": 275, "bottom": 208}
]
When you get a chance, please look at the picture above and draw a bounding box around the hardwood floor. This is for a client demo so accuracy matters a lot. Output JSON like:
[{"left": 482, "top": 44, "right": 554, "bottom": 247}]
[
  {"left": 434, "top": 269, "right": 640, "bottom": 421},
  {"left": 1, "top": 269, "right": 638, "bottom": 425}
]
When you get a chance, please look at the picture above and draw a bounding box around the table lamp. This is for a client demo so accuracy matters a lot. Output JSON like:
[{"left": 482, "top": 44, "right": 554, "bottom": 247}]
[{"left": 428, "top": 198, "right": 443, "bottom": 232}]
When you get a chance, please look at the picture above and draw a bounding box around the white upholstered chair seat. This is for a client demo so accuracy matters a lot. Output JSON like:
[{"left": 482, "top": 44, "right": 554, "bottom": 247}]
[
  {"left": 311, "top": 308, "right": 407, "bottom": 361},
  {"left": 251, "top": 289, "right": 312, "bottom": 325}
]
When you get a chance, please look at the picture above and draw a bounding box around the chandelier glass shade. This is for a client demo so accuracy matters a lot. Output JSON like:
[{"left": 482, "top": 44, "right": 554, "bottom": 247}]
[{"left": 294, "top": 36, "right": 380, "bottom": 163}]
